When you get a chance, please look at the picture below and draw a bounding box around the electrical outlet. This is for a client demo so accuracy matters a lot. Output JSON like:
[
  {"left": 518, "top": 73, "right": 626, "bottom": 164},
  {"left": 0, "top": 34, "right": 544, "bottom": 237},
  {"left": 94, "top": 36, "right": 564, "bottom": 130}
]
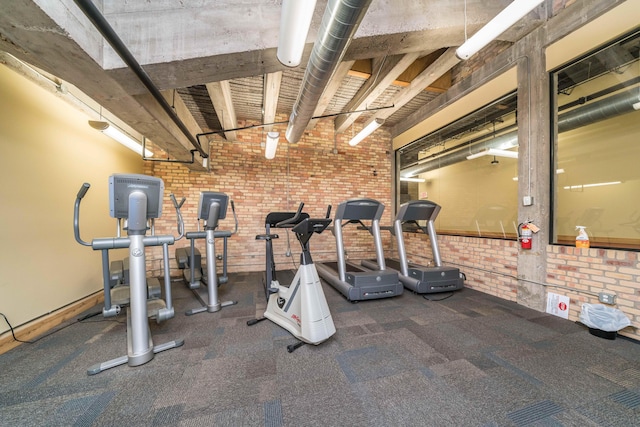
[
  {"left": 598, "top": 292, "right": 616, "bottom": 304},
  {"left": 523, "top": 196, "right": 533, "bottom": 206}
]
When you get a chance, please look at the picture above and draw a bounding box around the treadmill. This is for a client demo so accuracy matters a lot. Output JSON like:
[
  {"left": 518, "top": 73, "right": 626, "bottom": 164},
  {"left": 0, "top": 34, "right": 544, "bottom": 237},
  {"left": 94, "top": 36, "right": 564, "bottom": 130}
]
[
  {"left": 362, "top": 200, "right": 464, "bottom": 294},
  {"left": 316, "top": 198, "right": 403, "bottom": 302}
]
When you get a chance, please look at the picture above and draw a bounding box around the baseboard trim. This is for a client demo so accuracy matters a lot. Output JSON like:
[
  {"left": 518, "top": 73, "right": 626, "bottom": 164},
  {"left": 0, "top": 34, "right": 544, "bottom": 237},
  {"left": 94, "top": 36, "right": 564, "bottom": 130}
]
[{"left": 0, "top": 292, "right": 103, "bottom": 355}]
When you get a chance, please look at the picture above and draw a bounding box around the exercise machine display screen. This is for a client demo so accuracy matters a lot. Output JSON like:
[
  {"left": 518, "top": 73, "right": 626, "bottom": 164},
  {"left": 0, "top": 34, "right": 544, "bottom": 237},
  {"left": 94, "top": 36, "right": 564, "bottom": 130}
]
[
  {"left": 198, "top": 192, "right": 228, "bottom": 221},
  {"left": 109, "top": 174, "right": 164, "bottom": 219}
]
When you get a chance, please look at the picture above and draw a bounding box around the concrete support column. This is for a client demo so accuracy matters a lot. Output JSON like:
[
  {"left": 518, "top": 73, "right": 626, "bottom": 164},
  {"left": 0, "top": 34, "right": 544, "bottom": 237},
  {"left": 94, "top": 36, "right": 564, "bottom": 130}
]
[{"left": 516, "top": 31, "right": 550, "bottom": 312}]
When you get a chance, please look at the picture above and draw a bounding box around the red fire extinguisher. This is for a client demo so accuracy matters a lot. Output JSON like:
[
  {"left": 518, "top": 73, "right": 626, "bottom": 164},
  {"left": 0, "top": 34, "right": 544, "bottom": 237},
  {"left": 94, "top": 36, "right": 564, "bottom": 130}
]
[{"left": 518, "top": 222, "right": 532, "bottom": 249}]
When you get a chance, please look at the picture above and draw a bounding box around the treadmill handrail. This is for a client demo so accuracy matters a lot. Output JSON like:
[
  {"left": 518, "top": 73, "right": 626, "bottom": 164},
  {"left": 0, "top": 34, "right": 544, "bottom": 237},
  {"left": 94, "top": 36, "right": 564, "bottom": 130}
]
[{"left": 394, "top": 200, "right": 443, "bottom": 271}]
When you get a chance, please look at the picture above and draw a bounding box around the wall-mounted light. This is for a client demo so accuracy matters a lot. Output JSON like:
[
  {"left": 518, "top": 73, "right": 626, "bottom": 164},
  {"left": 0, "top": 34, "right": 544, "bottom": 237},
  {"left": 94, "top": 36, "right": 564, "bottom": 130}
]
[
  {"left": 466, "top": 148, "right": 518, "bottom": 160},
  {"left": 88, "top": 120, "right": 153, "bottom": 157},
  {"left": 348, "top": 118, "right": 384, "bottom": 147},
  {"left": 265, "top": 131, "right": 280, "bottom": 159},
  {"left": 277, "top": 0, "right": 317, "bottom": 67},
  {"left": 400, "top": 177, "right": 426, "bottom": 183},
  {"left": 456, "top": 0, "right": 545, "bottom": 60}
]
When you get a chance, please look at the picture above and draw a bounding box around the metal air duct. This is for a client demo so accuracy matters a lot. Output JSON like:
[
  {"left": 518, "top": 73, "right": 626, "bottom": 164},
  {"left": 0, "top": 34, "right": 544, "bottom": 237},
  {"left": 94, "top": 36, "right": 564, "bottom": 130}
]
[
  {"left": 401, "top": 89, "right": 640, "bottom": 177},
  {"left": 285, "top": 0, "right": 373, "bottom": 143}
]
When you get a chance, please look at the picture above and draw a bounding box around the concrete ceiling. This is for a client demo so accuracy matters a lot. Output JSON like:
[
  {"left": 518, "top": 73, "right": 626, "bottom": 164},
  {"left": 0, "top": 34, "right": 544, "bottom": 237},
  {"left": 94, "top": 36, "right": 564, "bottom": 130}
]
[{"left": 0, "top": 0, "right": 548, "bottom": 170}]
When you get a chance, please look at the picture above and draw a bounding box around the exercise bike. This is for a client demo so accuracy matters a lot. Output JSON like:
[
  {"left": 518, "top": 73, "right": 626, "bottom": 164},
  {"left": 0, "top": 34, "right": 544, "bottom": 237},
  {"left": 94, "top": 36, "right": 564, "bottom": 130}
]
[{"left": 248, "top": 203, "right": 336, "bottom": 352}]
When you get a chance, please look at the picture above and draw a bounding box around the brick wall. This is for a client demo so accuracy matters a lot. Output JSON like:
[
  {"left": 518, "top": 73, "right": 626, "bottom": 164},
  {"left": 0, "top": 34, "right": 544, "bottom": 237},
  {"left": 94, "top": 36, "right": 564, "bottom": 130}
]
[
  {"left": 143, "top": 115, "right": 394, "bottom": 278},
  {"left": 547, "top": 246, "right": 639, "bottom": 341},
  {"left": 140, "top": 114, "right": 639, "bottom": 342},
  {"left": 404, "top": 232, "right": 639, "bottom": 341},
  {"left": 403, "top": 233, "right": 519, "bottom": 301}
]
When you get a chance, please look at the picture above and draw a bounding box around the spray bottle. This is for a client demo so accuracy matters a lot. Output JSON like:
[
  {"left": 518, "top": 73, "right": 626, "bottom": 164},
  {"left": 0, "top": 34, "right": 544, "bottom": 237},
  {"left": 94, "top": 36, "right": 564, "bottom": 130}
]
[{"left": 575, "top": 226, "right": 589, "bottom": 248}]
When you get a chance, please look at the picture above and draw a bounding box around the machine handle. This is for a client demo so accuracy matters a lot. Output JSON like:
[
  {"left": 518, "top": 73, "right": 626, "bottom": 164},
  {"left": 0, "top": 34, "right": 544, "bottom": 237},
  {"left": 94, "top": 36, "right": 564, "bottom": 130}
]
[
  {"left": 74, "top": 183, "right": 92, "bottom": 246},
  {"left": 170, "top": 193, "right": 186, "bottom": 209},
  {"left": 77, "top": 182, "right": 90, "bottom": 199},
  {"left": 170, "top": 193, "right": 185, "bottom": 241},
  {"left": 325, "top": 205, "right": 332, "bottom": 219},
  {"left": 230, "top": 200, "right": 239, "bottom": 235},
  {"left": 275, "top": 202, "right": 304, "bottom": 228}
]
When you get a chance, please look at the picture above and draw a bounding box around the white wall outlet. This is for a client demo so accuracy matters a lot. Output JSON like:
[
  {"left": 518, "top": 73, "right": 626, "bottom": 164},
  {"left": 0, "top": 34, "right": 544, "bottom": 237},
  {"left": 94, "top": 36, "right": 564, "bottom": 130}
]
[{"left": 523, "top": 196, "right": 533, "bottom": 206}]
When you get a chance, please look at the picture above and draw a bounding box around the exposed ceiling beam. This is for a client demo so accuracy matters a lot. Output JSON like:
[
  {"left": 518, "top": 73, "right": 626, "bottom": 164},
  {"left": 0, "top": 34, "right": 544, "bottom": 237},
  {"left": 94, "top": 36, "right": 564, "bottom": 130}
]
[
  {"left": 347, "top": 50, "right": 453, "bottom": 88},
  {"left": 133, "top": 91, "right": 206, "bottom": 169},
  {"left": 262, "top": 71, "right": 282, "bottom": 132},
  {"left": 160, "top": 89, "right": 205, "bottom": 155},
  {"left": 392, "top": 52, "right": 452, "bottom": 92},
  {"left": 206, "top": 81, "right": 238, "bottom": 141},
  {"left": 335, "top": 53, "right": 421, "bottom": 134},
  {"left": 356, "top": 48, "right": 460, "bottom": 137},
  {"left": 306, "top": 60, "right": 355, "bottom": 131}
]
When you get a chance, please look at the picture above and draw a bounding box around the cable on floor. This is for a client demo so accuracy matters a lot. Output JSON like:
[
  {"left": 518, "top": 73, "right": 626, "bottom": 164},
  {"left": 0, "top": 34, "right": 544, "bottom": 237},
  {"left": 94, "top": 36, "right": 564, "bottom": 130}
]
[{"left": 1, "top": 310, "right": 124, "bottom": 345}]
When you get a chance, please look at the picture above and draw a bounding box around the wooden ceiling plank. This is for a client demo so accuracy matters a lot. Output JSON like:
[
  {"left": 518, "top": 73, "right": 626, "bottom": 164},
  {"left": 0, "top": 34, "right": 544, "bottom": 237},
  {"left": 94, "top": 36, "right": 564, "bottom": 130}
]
[
  {"left": 335, "top": 52, "right": 421, "bottom": 134},
  {"left": 263, "top": 71, "right": 283, "bottom": 132},
  {"left": 357, "top": 48, "right": 460, "bottom": 138}
]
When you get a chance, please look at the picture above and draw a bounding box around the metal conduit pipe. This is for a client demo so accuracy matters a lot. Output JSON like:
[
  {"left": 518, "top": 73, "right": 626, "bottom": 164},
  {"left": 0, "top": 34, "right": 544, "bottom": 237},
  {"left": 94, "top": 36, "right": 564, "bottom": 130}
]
[
  {"left": 285, "top": 0, "right": 373, "bottom": 143},
  {"left": 401, "top": 89, "right": 640, "bottom": 177},
  {"left": 73, "top": 0, "right": 207, "bottom": 159}
]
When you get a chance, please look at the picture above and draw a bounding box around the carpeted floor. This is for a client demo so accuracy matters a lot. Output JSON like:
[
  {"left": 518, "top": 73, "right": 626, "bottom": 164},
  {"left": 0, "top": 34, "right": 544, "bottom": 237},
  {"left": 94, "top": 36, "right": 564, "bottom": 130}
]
[{"left": 1, "top": 271, "right": 639, "bottom": 426}]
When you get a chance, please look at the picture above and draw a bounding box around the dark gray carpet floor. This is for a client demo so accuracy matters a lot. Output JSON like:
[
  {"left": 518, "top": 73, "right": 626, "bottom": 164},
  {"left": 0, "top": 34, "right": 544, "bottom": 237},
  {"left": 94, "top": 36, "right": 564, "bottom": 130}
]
[{"left": 1, "top": 271, "right": 639, "bottom": 426}]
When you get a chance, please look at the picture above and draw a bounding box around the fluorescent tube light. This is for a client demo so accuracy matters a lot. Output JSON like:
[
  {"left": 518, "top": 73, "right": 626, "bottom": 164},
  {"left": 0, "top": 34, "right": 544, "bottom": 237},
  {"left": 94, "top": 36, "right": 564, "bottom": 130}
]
[
  {"left": 89, "top": 120, "right": 153, "bottom": 157},
  {"left": 563, "top": 181, "right": 621, "bottom": 190},
  {"left": 277, "top": 0, "right": 317, "bottom": 67},
  {"left": 348, "top": 118, "right": 384, "bottom": 147},
  {"left": 456, "top": 0, "right": 545, "bottom": 60},
  {"left": 265, "top": 131, "right": 280, "bottom": 159},
  {"left": 400, "top": 177, "right": 426, "bottom": 183},
  {"left": 515, "top": 169, "right": 563, "bottom": 182},
  {"left": 466, "top": 148, "right": 518, "bottom": 160}
]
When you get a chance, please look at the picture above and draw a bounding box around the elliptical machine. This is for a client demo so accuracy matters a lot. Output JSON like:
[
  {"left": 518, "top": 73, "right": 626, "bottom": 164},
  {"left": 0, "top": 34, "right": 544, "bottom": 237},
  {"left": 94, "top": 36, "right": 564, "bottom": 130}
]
[
  {"left": 248, "top": 203, "right": 336, "bottom": 353},
  {"left": 181, "top": 192, "right": 238, "bottom": 315},
  {"left": 175, "top": 196, "right": 237, "bottom": 291},
  {"left": 74, "top": 174, "right": 185, "bottom": 375}
]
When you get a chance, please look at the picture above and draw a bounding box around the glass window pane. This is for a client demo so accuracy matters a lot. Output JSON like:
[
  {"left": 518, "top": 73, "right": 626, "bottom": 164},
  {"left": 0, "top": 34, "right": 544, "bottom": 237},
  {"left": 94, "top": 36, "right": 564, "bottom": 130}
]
[
  {"left": 552, "top": 30, "right": 640, "bottom": 249},
  {"left": 398, "top": 92, "right": 519, "bottom": 238}
]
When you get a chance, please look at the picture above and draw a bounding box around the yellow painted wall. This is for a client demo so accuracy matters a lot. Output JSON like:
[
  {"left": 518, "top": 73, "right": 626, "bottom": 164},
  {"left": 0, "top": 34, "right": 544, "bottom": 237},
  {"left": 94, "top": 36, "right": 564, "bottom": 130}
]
[{"left": 0, "top": 64, "right": 142, "bottom": 335}]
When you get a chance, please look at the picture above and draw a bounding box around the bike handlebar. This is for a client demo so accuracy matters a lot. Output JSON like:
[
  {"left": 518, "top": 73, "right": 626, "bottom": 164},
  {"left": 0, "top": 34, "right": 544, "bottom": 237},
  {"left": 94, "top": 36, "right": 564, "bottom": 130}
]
[{"left": 275, "top": 202, "right": 305, "bottom": 228}]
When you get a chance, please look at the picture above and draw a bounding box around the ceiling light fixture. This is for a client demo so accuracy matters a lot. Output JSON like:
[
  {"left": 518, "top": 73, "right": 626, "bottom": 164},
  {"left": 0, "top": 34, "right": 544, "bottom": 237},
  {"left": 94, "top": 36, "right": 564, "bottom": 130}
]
[
  {"left": 348, "top": 118, "right": 385, "bottom": 147},
  {"left": 456, "top": 0, "right": 545, "bottom": 60},
  {"left": 277, "top": 0, "right": 317, "bottom": 67},
  {"left": 265, "top": 131, "right": 280, "bottom": 159},
  {"left": 466, "top": 148, "right": 518, "bottom": 160},
  {"left": 88, "top": 120, "right": 153, "bottom": 157},
  {"left": 563, "top": 181, "right": 622, "bottom": 190},
  {"left": 400, "top": 177, "right": 426, "bottom": 183}
]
